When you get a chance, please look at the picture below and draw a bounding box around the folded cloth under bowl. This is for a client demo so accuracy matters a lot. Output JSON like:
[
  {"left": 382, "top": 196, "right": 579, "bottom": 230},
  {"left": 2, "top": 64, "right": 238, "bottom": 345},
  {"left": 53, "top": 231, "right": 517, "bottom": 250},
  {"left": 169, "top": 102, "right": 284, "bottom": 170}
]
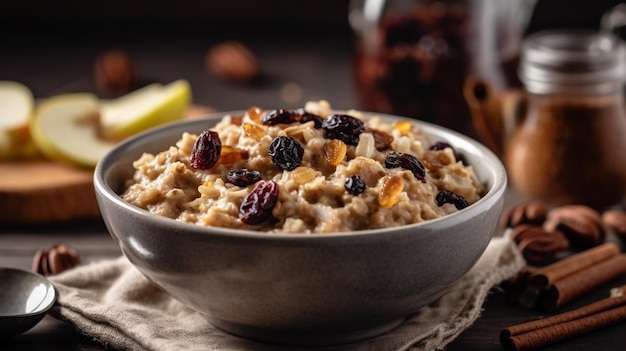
[{"left": 48, "top": 235, "right": 524, "bottom": 351}]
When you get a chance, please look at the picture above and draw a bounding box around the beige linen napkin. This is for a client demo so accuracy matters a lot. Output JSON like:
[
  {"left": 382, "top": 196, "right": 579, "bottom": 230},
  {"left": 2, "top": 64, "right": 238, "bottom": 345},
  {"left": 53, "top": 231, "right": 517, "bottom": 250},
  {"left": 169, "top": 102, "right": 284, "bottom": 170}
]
[{"left": 49, "top": 235, "right": 524, "bottom": 351}]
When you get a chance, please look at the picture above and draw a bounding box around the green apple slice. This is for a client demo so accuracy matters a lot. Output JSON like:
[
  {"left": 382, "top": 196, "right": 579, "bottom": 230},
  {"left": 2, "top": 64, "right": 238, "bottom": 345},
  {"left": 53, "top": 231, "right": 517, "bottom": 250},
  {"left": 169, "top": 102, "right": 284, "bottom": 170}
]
[
  {"left": 30, "top": 93, "right": 117, "bottom": 168},
  {"left": 0, "top": 80, "right": 36, "bottom": 158},
  {"left": 99, "top": 79, "right": 191, "bottom": 141}
]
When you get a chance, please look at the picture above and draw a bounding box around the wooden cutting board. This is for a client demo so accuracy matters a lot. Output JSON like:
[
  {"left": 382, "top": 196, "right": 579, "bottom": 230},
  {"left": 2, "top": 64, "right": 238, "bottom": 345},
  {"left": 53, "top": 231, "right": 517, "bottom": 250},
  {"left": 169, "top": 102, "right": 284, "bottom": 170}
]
[
  {"left": 0, "top": 105, "right": 216, "bottom": 225},
  {"left": 0, "top": 160, "right": 100, "bottom": 224}
]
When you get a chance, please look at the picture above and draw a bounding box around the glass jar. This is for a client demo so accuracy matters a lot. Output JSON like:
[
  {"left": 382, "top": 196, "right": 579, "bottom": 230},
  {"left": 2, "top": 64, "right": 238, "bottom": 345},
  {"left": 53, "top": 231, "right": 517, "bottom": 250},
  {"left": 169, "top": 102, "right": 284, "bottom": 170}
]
[
  {"left": 348, "top": 0, "right": 535, "bottom": 137},
  {"left": 505, "top": 29, "right": 626, "bottom": 208}
]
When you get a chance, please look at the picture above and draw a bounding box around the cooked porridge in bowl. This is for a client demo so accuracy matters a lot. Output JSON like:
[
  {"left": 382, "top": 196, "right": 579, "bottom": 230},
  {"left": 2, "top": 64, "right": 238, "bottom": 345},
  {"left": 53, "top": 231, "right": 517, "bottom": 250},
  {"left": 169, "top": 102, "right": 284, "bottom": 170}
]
[{"left": 121, "top": 100, "right": 485, "bottom": 233}]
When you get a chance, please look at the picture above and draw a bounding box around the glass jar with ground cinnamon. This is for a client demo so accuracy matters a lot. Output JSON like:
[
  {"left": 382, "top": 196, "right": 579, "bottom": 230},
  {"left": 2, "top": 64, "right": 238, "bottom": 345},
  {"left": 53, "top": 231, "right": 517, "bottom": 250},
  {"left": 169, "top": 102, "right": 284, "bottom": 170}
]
[{"left": 505, "top": 30, "right": 626, "bottom": 209}]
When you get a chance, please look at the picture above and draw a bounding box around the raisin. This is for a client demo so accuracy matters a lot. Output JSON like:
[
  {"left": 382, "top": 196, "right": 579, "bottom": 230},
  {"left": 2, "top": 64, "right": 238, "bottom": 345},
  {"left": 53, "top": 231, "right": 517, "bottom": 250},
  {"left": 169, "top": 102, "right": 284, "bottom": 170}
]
[
  {"left": 262, "top": 109, "right": 298, "bottom": 125},
  {"left": 190, "top": 130, "right": 222, "bottom": 169},
  {"left": 436, "top": 189, "right": 469, "bottom": 210},
  {"left": 323, "top": 139, "right": 347, "bottom": 166},
  {"left": 242, "top": 123, "right": 266, "bottom": 140},
  {"left": 378, "top": 175, "right": 404, "bottom": 207},
  {"left": 322, "top": 114, "right": 365, "bottom": 146},
  {"left": 345, "top": 175, "right": 366, "bottom": 195},
  {"left": 429, "top": 141, "right": 462, "bottom": 163},
  {"left": 239, "top": 180, "right": 279, "bottom": 225},
  {"left": 293, "top": 108, "right": 324, "bottom": 128},
  {"left": 268, "top": 136, "right": 304, "bottom": 171},
  {"left": 369, "top": 128, "right": 394, "bottom": 151},
  {"left": 218, "top": 146, "right": 249, "bottom": 165},
  {"left": 226, "top": 169, "right": 262, "bottom": 187},
  {"left": 247, "top": 106, "right": 264, "bottom": 124},
  {"left": 384, "top": 151, "right": 426, "bottom": 182},
  {"left": 393, "top": 120, "right": 413, "bottom": 135}
]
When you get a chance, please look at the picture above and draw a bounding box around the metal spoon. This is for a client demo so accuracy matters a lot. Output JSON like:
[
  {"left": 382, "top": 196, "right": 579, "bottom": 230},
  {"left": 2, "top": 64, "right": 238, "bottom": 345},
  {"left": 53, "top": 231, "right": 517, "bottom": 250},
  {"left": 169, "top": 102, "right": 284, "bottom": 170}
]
[{"left": 0, "top": 267, "right": 56, "bottom": 339}]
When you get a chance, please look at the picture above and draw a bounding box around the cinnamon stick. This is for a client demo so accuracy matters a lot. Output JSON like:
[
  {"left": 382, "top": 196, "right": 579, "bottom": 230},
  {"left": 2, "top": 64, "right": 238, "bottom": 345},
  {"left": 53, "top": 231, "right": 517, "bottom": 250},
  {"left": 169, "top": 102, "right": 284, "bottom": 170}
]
[
  {"left": 540, "top": 254, "right": 626, "bottom": 312},
  {"left": 516, "top": 243, "right": 620, "bottom": 308},
  {"left": 501, "top": 295, "right": 626, "bottom": 351},
  {"left": 528, "top": 242, "right": 620, "bottom": 290}
]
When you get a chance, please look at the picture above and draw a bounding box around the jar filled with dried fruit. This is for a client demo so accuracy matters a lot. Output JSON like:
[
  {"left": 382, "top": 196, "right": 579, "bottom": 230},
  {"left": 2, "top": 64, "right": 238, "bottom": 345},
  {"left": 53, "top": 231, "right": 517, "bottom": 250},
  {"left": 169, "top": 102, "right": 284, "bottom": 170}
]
[
  {"left": 506, "top": 29, "right": 626, "bottom": 209},
  {"left": 348, "top": 0, "right": 536, "bottom": 137}
]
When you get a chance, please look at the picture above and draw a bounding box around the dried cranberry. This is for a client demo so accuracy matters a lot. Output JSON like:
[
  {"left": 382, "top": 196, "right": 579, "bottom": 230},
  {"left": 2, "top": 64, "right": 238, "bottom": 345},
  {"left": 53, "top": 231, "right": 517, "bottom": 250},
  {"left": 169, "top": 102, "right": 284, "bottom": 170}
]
[
  {"left": 226, "top": 169, "right": 262, "bottom": 187},
  {"left": 262, "top": 109, "right": 298, "bottom": 125},
  {"left": 436, "top": 189, "right": 469, "bottom": 210},
  {"left": 268, "top": 136, "right": 304, "bottom": 171},
  {"left": 345, "top": 175, "right": 366, "bottom": 195},
  {"left": 190, "top": 130, "right": 222, "bottom": 169},
  {"left": 384, "top": 151, "right": 426, "bottom": 182},
  {"left": 239, "top": 180, "right": 279, "bottom": 225},
  {"left": 322, "top": 114, "right": 365, "bottom": 146},
  {"left": 293, "top": 108, "right": 324, "bottom": 128}
]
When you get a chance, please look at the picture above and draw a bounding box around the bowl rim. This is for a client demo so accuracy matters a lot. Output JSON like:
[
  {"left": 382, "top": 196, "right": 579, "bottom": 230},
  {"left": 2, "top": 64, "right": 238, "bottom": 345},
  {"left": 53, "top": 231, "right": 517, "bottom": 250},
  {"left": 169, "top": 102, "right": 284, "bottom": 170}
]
[{"left": 94, "top": 110, "right": 507, "bottom": 240}]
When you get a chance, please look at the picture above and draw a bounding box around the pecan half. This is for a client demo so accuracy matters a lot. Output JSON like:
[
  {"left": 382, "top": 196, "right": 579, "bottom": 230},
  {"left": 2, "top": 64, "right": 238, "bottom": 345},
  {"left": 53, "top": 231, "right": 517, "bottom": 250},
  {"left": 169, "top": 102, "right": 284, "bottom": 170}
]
[
  {"left": 510, "top": 224, "right": 569, "bottom": 265},
  {"left": 32, "top": 243, "right": 80, "bottom": 276},
  {"left": 501, "top": 201, "right": 548, "bottom": 228},
  {"left": 544, "top": 205, "right": 604, "bottom": 248},
  {"left": 602, "top": 209, "right": 626, "bottom": 244}
]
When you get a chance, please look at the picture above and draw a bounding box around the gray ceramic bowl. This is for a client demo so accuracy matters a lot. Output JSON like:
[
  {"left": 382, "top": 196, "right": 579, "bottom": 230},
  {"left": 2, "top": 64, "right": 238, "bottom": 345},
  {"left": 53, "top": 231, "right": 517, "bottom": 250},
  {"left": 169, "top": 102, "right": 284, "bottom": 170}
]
[{"left": 94, "top": 111, "right": 507, "bottom": 346}]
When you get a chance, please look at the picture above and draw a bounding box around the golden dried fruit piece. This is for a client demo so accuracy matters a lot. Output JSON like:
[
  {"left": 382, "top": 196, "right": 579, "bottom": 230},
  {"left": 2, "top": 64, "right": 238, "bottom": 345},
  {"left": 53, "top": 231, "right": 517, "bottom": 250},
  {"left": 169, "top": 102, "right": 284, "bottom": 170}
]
[
  {"left": 242, "top": 122, "right": 266, "bottom": 140},
  {"left": 246, "top": 106, "right": 264, "bottom": 124},
  {"left": 378, "top": 175, "right": 404, "bottom": 208},
  {"left": 289, "top": 166, "right": 318, "bottom": 185},
  {"left": 393, "top": 120, "right": 413, "bottom": 135},
  {"left": 323, "top": 139, "right": 347, "bottom": 166},
  {"left": 218, "top": 146, "right": 249, "bottom": 165}
]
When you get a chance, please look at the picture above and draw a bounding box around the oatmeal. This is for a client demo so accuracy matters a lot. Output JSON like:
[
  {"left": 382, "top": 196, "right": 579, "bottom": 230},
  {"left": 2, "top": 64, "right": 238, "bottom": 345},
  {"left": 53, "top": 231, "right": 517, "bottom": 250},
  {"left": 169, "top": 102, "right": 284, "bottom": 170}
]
[{"left": 122, "top": 100, "right": 485, "bottom": 233}]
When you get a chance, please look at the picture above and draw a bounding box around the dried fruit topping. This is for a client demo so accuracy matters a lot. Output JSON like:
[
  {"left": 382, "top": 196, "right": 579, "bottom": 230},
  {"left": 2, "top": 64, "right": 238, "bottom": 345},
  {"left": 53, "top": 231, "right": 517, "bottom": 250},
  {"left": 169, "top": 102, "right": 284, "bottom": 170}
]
[
  {"left": 378, "top": 175, "right": 404, "bottom": 207},
  {"left": 323, "top": 139, "right": 347, "bottom": 166},
  {"left": 242, "top": 122, "right": 266, "bottom": 140},
  {"left": 246, "top": 106, "right": 264, "bottom": 123},
  {"left": 268, "top": 136, "right": 304, "bottom": 171},
  {"left": 429, "top": 141, "right": 462, "bottom": 163},
  {"left": 293, "top": 107, "right": 324, "bottom": 128},
  {"left": 345, "top": 175, "right": 366, "bottom": 195},
  {"left": 190, "top": 130, "right": 222, "bottom": 169},
  {"left": 261, "top": 108, "right": 324, "bottom": 128},
  {"left": 239, "top": 180, "right": 279, "bottom": 225},
  {"left": 230, "top": 115, "right": 244, "bottom": 126},
  {"left": 289, "top": 166, "right": 318, "bottom": 185},
  {"left": 435, "top": 189, "right": 469, "bottom": 210},
  {"left": 384, "top": 151, "right": 426, "bottom": 182},
  {"left": 219, "top": 146, "right": 249, "bottom": 165},
  {"left": 262, "top": 109, "right": 298, "bottom": 125},
  {"left": 369, "top": 128, "right": 394, "bottom": 151},
  {"left": 393, "top": 120, "right": 413, "bottom": 135},
  {"left": 226, "top": 169, "right": 262, "bottom": 187},
  {"left": 322, "top": 114, "right": 365, "bottom": 146}
]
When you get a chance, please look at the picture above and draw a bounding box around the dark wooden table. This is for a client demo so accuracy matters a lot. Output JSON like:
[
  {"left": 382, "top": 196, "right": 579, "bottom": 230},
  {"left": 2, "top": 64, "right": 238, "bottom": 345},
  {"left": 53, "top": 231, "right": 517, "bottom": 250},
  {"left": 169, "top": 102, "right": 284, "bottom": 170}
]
[{"left": 1, "top": 23, "right": 625, "bottom": 351}]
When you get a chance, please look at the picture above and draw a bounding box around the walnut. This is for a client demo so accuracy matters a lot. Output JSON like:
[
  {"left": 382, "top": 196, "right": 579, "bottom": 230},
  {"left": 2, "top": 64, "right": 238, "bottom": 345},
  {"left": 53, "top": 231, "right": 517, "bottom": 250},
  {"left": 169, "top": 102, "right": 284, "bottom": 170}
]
[
  {"left": 544, "top": 205, "right": 604, "bottom": 248},
  {"left": 205, "top": 41, "right": 259, "bottom": 83},
  {"left": 94, "top": 49, "right": 136, "bottom": 95},
  {"left": 501, "top": 201, "right": 548, "bottom": 228},
  {"left": 32, "top": 243, "right": 80, "bottom": 276}
]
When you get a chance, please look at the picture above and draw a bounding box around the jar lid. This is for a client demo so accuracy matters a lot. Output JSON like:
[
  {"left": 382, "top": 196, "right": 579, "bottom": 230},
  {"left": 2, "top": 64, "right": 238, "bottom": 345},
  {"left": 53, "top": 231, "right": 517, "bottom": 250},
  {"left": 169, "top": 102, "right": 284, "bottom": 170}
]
[{"left": 520, "top": 29, "right": 626, "bottom": 94}]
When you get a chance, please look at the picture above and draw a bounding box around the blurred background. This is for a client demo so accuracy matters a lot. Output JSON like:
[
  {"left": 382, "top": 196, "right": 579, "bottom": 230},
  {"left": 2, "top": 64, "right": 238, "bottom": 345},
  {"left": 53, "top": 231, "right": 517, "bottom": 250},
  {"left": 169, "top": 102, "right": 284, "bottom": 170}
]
[{"left": 1, "top": 0, "right": 624, "bottom": 113}]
